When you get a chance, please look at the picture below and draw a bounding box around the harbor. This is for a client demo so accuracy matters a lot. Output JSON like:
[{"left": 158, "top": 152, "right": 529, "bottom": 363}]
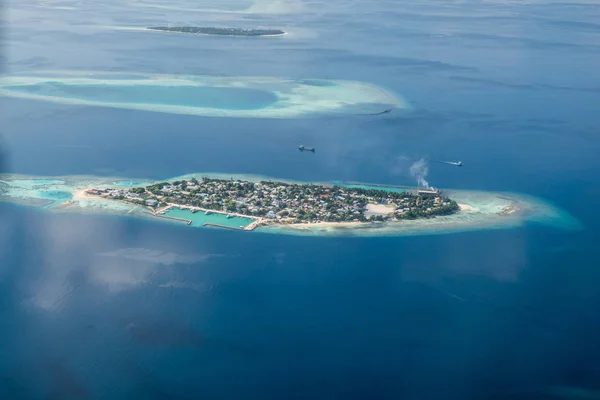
[{"left": 155, "top": 204, "right": 257, "bottom": 230}]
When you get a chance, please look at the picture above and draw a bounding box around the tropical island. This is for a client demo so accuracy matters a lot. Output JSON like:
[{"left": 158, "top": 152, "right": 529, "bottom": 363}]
[
  {"left": 85, "top": 177, "right": 460, "bottom": 230},
  {"left": 147, "top": 27, "right": 286, "bottom": 37},
  {"left": 0, "top": 173, "right": 581, "bottom": 237}
]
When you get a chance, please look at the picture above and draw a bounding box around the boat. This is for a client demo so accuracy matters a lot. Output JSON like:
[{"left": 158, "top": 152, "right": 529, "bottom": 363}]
[
  {"left": 368, "top": 108, "right": 392, "bottom": 116},
  {"left": 205, "top": 210, "right": 212, "bottom": 215},
  {"left": 227, "top": 214, "right": 233, "bottom": 219},
  {"left": 298, "top": 145, "right": 315, "bottom": 152}
]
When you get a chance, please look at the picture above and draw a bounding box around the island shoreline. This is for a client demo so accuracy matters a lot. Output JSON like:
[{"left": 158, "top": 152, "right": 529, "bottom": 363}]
[{"left": 0, "top": 173, "right": 582, "bottom": 237}]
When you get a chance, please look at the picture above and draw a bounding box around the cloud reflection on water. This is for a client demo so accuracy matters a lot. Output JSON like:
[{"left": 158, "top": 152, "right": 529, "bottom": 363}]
[
  {"left": 12, "top": 214, "right": 223, "bottom": 311},
  {"left": 97, "top": 247, "right": 230, "bottom": 266}
]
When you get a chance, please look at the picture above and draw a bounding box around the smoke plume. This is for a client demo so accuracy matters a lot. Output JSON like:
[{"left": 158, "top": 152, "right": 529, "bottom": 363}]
[
  {"left": 409, "top": 158, "right": 431, "bottom": 189},
  {"left": 390, "top": 156, "right": 435, "bottom": 189}
]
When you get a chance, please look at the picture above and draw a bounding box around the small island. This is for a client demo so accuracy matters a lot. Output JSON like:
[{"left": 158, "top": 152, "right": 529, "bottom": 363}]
[
  {"left": 147, "top": 27, "right": 286, "bottom": 37},
  {"left": 0, "top": 173, "right": 580, "bottom": 237},
  {"left": 85, "top": 177, "right": 460, "bottom": 230}
]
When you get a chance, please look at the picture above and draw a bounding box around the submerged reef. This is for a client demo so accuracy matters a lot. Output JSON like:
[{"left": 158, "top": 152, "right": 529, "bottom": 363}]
[{"left": 0, "top": 71, "right": 406, "bottom": 118}]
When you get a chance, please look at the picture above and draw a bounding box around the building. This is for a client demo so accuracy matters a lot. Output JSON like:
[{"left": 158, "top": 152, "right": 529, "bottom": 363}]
[{"left": 418, "top": 188, "right": 441, "bottom": 197}]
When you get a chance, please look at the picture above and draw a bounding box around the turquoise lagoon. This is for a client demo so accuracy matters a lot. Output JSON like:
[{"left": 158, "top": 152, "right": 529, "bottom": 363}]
[
  {"left": 39, "top": 190, "right": 73, "bottom": 208},
  {"left": 0, "top": 178, "right": 72, "bottom": 207},
  {"left": 4, "top": 82, "right": 279, "bottom": 110},
  {"left": 0, "top": 71, "right": 407, "bottom": 118},
  {"left": 112, "top": 180, "right": 151, "bottom": 187}
]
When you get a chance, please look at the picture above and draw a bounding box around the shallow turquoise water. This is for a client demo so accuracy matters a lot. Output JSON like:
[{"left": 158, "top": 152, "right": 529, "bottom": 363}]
[
  {"left": 4, "top": 82, "right": 279, "bottom": 110},
  {"left": 2, "top": 0, "right": 600, "bottom": 397},
  {"left": 112, "top": 180, "right": 150, "bottom": 187},
  {"left": 39, "top": 190, "right": 72, "bottom": 208},
  {"left": 30, "top": 179, "right": 65, "bottom": 185},
  {"left": 297, "top": 79, "right": 337, "bottom": 87},
  {"left": 87, "top": 74, "right": 151, "bottom": 80},
  {"left": 339, "top": 182, "right": 410, "bottom": 194},
  {"left": 163, "top": 207, "right": 254, "bottom": 228}
]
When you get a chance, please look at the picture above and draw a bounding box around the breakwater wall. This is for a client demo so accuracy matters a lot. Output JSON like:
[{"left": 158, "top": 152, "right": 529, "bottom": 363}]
[
  {"left": 154, "top": 214, "right": 192, "bottom": 225},
  {"left": 203, "top": 223, "right": 245, "bottom": 230}
]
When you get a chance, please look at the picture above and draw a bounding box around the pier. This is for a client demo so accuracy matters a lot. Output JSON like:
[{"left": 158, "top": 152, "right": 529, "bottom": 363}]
[
  {"left": 244, "top": 220, "right": 261, "bottom": 231},
  {"left": 165, "top": 203, "right": 259, "bottom": 222},
  {"left": 155, "top": 204, "right": 260, "bottom": 230},
  {"left": 154, "top": 214, "right": 192, "bottom": 225},
  {"left": 202, "top": 223, "right": 245, "bottom": 230}
]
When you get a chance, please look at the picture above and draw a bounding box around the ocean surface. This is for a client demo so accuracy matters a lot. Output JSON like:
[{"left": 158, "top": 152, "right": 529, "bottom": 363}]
[{"left": 1, "top": 0, "right": 600, "bottom": 398}]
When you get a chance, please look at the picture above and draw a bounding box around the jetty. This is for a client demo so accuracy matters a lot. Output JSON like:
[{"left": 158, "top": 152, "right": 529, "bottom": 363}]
[
  {"left": 154, "top": 214, "right": 192, "bottom": 225},
  {"left": 202, "top": 223, "right": 245, "bottom": 230}
]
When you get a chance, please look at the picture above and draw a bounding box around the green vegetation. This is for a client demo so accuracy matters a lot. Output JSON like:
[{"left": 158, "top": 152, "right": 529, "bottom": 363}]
[
  {"left": 395, "top": 196, "right": 459, "bottom": 219},
  {"left": 92, "top": 177, "right": 460, "bottom": 226},
  {"left": 129, "top": 187, "right": 145, "bottom": 194},
  {"left": 147, "top": 27, "right": 285, "bottom": 36}
]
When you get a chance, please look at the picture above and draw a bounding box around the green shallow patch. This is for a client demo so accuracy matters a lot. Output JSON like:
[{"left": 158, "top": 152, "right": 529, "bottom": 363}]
[{"left": 3, "top": 82, "right": 279, "bottom": 110}]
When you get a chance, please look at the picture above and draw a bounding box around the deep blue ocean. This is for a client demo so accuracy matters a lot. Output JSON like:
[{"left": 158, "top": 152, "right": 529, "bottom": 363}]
[{"left": 1, "top": 0, "right": 600, "bottom": 398}]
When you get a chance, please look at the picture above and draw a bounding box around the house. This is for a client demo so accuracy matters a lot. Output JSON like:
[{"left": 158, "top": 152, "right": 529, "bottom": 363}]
[{"left": 146, "top": 199, "right": 159, "bottom": 207}]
